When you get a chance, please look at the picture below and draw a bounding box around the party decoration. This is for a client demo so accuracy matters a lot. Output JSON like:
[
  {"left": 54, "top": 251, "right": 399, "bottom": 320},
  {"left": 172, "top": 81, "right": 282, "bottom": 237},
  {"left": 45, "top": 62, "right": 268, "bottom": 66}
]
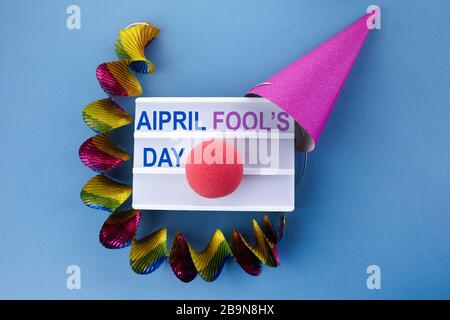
[
  {"left": 79, "top": 133, "right": 130, "bottom": 172},
  {"left": 96, "top": 22, "right": 160, "bottom": 96},
  {"left": 80, "top": 22, "right": 157, "bottom": 214},
  {"left": 230, "top": 230, "right": 262, "bottom": 276},
  {"left": 188, "top": 230, "right": 233, "bottom": 282},
  {"left": 241, "top": 219, "right": 279, "bottom": 267},
  {"left": 232, "top": 215, "right": 286, "bottom": 275},
  {"left": 96, "top": 60, "right": 143, "bottom": 97},
  {"left": 122, "top": 215, "right": 284, "bottom": 282},
  {"left": 247, "top": 14, "right": 373, "bottom": 151},
  {"left": 100, "top": 209, "right": 141, "bottom": 249},
  {"left": 115, "top": 22, "right": 160, "bottom": 74},
  {"left": 169, "top": 232, "right": 198, "bottom": 282},
  {"left": 83, "top": 98, "right": 132, "bottom": 133},
  {"left": 263, "top": 214, "right": 285, "bottom": 244},
  {"left": 130, "top": 228, "right": 168, "bottom": 274},
  {"left": 80, "top": 174, "right": 132, "bottom": 212}
]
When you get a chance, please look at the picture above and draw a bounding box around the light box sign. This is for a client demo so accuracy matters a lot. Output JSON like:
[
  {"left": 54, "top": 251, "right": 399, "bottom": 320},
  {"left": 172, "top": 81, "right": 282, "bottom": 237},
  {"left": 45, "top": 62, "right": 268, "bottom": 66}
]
[{"left": 132, "top": 97, "right": 295, "bottom": 211}]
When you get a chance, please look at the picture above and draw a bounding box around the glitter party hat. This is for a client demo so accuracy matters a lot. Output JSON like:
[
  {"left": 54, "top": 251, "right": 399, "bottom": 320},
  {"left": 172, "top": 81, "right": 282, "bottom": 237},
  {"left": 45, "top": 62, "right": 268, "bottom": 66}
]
[{"left": 247, "top": 14, "right": 373, "bottom": 151}]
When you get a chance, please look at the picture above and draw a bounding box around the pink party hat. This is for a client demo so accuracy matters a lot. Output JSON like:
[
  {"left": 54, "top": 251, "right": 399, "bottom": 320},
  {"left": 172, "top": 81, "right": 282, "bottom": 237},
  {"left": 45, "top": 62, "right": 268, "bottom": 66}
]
[{"left": 247, "top": 14, "right": 373, "bottom": 151}]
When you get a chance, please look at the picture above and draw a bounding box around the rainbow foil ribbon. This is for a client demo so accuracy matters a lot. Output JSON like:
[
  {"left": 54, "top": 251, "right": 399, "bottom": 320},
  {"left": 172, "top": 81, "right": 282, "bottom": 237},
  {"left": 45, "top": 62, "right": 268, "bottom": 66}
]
[{"left": 79, "top": 22, "right": 286, "bottom": 282}]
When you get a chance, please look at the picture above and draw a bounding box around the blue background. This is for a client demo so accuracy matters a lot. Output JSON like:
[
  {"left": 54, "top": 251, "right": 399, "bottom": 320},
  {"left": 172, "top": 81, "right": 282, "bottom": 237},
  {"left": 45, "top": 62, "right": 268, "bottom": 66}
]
[{"left": 0, "top": 0, "right": 448, "bottom": 299}]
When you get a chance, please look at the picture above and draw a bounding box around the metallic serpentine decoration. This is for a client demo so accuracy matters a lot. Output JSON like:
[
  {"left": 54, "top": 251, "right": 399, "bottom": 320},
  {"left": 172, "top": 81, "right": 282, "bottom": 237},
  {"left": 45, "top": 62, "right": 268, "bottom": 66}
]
[{"left": 79, "top": 22, "right": 286, "bottom": 282}]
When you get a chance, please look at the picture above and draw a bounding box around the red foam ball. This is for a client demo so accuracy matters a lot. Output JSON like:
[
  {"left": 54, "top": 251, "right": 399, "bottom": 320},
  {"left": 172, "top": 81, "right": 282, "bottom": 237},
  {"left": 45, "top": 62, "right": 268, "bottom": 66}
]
[{"left": 185, "top": 140, "right": 243, "bottom": 198}]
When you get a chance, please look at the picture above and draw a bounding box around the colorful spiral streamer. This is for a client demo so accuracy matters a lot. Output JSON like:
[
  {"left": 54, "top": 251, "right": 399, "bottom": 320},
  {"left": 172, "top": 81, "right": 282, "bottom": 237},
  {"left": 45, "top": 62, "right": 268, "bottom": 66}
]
[
  {"left": 115, "top": 22, "right": 160, "bottom": 74},
  {"left": 82, "top": 98, "right": 132, "bottom": 133},
  {"left": 79, "top": 133, "right": 130, "bottom": 172},
  {"left": 100, "top": 209, "right": 141, "bottom": 249},
  {"left": 81, "top": 174, "right": 132, "bottom": 212},
  {"left": 79, "top": 22, "right": 287, "bottom": 282},
  {"left": 99, "top": 210, "right": 285, "bottom": 282},
  {"left": 96, "top": 22, "right": 159, "bottom": 96}
]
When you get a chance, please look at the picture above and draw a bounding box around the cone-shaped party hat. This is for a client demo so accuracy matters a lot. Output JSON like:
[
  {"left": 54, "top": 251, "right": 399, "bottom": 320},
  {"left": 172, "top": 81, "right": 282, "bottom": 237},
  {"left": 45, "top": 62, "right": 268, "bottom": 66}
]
[{"left": 247, "top": 14, "right": 373, "bottom": 151}]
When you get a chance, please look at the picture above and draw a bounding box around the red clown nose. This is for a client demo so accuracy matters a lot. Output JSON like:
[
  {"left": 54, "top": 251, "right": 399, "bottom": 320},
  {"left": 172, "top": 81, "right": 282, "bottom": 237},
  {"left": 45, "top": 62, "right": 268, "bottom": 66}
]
[{"left": 185, "top": 140, "right": 243, "bottom": 198}]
